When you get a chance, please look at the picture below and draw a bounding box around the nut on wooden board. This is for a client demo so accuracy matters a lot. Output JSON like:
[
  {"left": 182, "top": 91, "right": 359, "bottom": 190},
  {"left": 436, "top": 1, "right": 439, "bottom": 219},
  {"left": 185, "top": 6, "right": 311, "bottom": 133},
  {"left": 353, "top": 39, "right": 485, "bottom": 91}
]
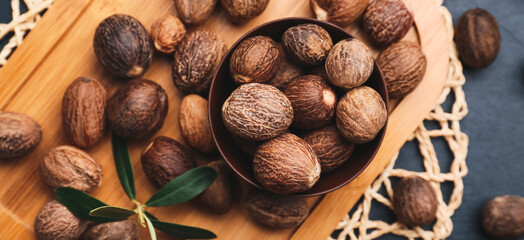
[
  {"left": 393, "top": 176, "right": 438, "bottom": 227},
  {"left": 0, "top": 111, "right": 42, "bottom": 159},
  {"left": 362, "top": 0, "right": 413, "bottom": 46},
  {"left": 194, "top": 160, "right": 235, "bottom": 214},
  {"left": 282, "top": 23, "right": 333, "bottom": 66},
  {"left": 83, "top": 219, "right": 140, "bottom": 240},
  {"left": 245, "top": 189, "right": 309, "bottom": 228},
  {"left": 230, "top": 36, "right": 280, "bottom": 84},
  {"left": 310, "top": 0, "right": 369, "bottom": 27},
  {"left": 482, "top": 195, "right": 524, "bottom": 239},
  {"left": 151, "top": 15, "right": 186, "bottom": 54},
  {"left": 34, "top": 200, "right": 89, "bottom": 240},
  {"left": 173, "top": 0, "right": 217, "bottom": 25},
  {"left": 179, "top": 94, "right": 216, "bottom": 154},
  {"left": 221, "top": 0, "right": 270, "bottom": 23}
]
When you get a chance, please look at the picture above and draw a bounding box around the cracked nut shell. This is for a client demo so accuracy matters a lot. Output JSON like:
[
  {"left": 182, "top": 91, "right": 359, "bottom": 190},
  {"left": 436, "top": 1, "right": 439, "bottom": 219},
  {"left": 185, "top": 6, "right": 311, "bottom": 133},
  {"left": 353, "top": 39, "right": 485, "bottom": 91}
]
[
  {"left": 282, "top": 24, "right": 333, "bottom": 66},
  {"left": 94, "top": 14, "right": 152, "bottom": 78},
  {"left": 325, "top": 38, "right": 374, "bottom": 89},
  {"left": 253, "top": 133, "right": 320, "bottom": 194},
  {"left": 179, "top": 94, "right": 216, "bottom": 154},
  {"left": 174, "top": 0, "right": 217, "bottom": 25},
  {"left": 0, "top": 111, "right": 42, "bottom": 159},
  {"left": 302, "top": 125, "right": 354, "bottom": 173},
  {"left": 34, "top": 200, "right": 89, "bottom": 240},
  {"left": 221, "top": 0, "right": 269, "bottom": 23},
  {"left": 62, "top": 77, "right": 107, "bottom": 148},
  {"left": 222, "top": 83, "right": 293, "bottom": 141},
  {"left": 310, "top": 0, "right": 369, "bottom": 26},
  {"left": 195, "top": 160, "right": 234, "bottom": 214},
  {"left": 230, "top": 36, "right": 280, "bottom": 84},
  {"left": 245, "top": 189, "right": 309, "bottom": 228},
  {"left": 362, "top": 0, "right": 413, "bottom": 46},
  {"left": 393, "top": 176, "right": 438, "bottom": 227},
  {"left": 336, "top": 86, "right": 386, "bottom": 144},
  {"left": 482, "top": 195, "right": 524, "bottom": 239},
  {"left": 172, "top": 31, "right": 227, "bottom": 94},
  {"left": 108, "top": 79, "right": 168, "bottom": 140},
  {"left": 268, "top": 43, "right": 305, "bottom": 90},
  {"left": 83, "top": 219, "right": 139, "bottom": 240},
  {"left": 151, "top": 15, "right": 186, "bottom": 54},
  {"left": 141, "top": 136, "right": 196, "bottom": 188}
]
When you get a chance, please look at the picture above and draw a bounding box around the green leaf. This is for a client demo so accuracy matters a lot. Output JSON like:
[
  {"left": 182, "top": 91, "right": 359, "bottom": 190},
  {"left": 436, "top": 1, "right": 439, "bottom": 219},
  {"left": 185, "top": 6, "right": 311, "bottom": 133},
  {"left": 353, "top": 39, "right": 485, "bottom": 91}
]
[
  {"left": 112, "top": 132, "right": 136, "bottom": 200},
  {"left": 144, "top": 215, "right": 157, "bottom": 240},
  {"left": 145, "top": 166, "right": 217, "bottom": 207},
  {"left": 150, "top": 219, "right": 217, "bottom": 239},
  {"left": 55, "top": 187, "right": 114, "bottom": 223},
  {"left": 89, "top": 206, "right": 135, "bottom": 220}
]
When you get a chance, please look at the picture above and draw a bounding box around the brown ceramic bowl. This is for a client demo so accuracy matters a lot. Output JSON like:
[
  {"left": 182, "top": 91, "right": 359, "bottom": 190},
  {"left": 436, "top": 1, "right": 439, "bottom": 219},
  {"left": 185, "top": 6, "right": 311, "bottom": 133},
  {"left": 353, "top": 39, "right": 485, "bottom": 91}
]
[{"left": 208, "top": 17, "right": 389, "bottom": 197}]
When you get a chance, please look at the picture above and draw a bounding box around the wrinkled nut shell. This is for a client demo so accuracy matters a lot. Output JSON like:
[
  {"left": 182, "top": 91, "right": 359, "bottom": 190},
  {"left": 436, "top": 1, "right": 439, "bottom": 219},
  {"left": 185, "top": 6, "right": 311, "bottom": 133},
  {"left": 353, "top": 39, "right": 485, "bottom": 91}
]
[
  {"left": 221, "top": 0, "right": 269, "bottom": 23},
  {"left": 0, "top": 111, "right": 42, "bottom": 159},
  {"left": 141, "top": 136, "right": 196, "bottom": 188},
  {"left": 222, "top": 83, "right": 293, "bottom": 141},
  {"left": 230, "top": 36, "right": 280, "bottom": 84},
  {"left": 245, "top": 190, "right": 309, "bottom": 228},
  {"left": 108, "top": 79, "right": 168, "bottom": 140},
  {"left": 40, "top": 145, "right": 102, "bottom": 192},
  {"left": 151, "top": 15, "right": 186, "bottom": 54},
  {"left": 310, "top": 0, "right": 369, "bottom": 26},
  {"left": 282, "top": 24, "right": 333, "bottom": 66},
  {"left": 172, "top": 31, "right": 227, "bottom": 94},
  {"left": 393, "top": 176, "right": 438, "bottom": 227},
  {"left": 93, "top": 14, "right": 152, "bottom": 78},
  {"left": 454, "top": 8, "right": 501, "bottom": 69},
  {"left": 62, "top": 77, "right": 107, "bottom": 148},
  {"left": 284, "top": 75, "right": 337, "bottom": 129},
  {"left": 303, "top": 125, "right": 354, "bottom": 173},
  {"left": 377, "top": 41, "right": 426, "bottom": 99},
  {"left": 363, "top": 0, "right": 413, "bottom": 46},
  {"left": 268, "top": 44, "right": 305, "bottom": 90},
  {"left": 253, "top": 133, "right": 320, "bottom": 194},
  {"left": 179, "top": 94, "right": 216, "bottom": 153},
  {"left": 325, "top": 38, "right": 374, "bottom": 89},
  {"left": 83, "top": 219, "right": 139, "bottom": 240},
  {"left": 34, "top": 200, "right": 89, "bottom": 240},
  {"left": 482, "top": 195, "right": 524, "bottom": 239},
  {"left": 336, "top": 86, "right": 387, "bottom": 144},
  {"left": 174, "top": 0, "right": 217, "bottom": 25},
  {"left": 195, "top": 160, "right": 234, "bottom": 214}
]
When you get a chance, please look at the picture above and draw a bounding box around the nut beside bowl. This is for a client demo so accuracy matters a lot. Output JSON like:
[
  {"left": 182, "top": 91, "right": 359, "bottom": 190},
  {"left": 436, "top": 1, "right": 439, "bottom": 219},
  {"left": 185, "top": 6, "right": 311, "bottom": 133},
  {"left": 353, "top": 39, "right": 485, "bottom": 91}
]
[{"left": 208, "top": 18, "right": 389, "bottom": 197}]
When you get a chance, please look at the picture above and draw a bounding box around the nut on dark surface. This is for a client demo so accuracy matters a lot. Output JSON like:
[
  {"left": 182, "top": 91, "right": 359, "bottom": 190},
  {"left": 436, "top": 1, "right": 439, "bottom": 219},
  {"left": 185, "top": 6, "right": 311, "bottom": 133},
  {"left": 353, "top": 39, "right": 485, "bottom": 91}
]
[
  {"left": 482, "top": 195, "right": 524, "bottom": 239},
  {"left": 325, "top": 38, "right": 373, "bottom": 89},
  {"left": 174, "top": 0, "right": 217, "bottom": 25},
  {"left": 282, "top": 23, "right": 333, "bottom": 66},
  {"left": 245, "top": 189, "right": 309, "bottom": 228},
  {"left": 34, "top": 200, "right": 89, "bottom": 240},
  {"left": 108, "top": 79, "right": 168, "bottom": 140},
  {"left": 62, "top": 77, "right": 107, "bottom": 148},
  {"left": 268, "top": 43, "right": 305, "bottom": 90},
  {"left": 94, "top": 14, "right": 152, "bottom": 78},
  {"left": 172, "top": 31, "right": 227, "bottom": 94},
  {"left": 310, "top": 0, "right": 369, "bottom": 26},
  {"left": 393, "top": 176, "right": 438, "bottom": 227},
  {"left": 230, "top": 36, "right": 280, "bottom": 84},
  {"left": 83, "top": 219, "right": 139, "bottom": 240},
  {"left": 141, "top": 136, "right": 196, "bottom": 188},
  {"left": 454, "top": 8, "right": 501, "bottom": 69},
  {"left": 0, "top": 111, "right": 42, "bottom": 159},
  {"left": 302, "top": 125, "right": 354, "bottom": 173},
  {"left": 179, "top": 94, "right": 216, "bottom": 154},
  {"left": 151, "top": 15, "right": 186, "bottom": 54},
  {"left": 221, "top": 0, "right": 270, "bottom": 23},
  {"left": 195, "top": 160, "right": 234, "bottom": 214},
  {"left": 362, "top": 0, "right": 413, "bottom": 46}
]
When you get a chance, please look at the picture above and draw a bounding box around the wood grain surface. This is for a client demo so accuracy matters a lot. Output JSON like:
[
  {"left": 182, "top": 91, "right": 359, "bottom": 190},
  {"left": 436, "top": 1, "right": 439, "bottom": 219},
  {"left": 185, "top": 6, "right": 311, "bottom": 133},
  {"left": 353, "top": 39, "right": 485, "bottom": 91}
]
[{"left": 0, "top": 0, "right": 448, "bottom": 239}]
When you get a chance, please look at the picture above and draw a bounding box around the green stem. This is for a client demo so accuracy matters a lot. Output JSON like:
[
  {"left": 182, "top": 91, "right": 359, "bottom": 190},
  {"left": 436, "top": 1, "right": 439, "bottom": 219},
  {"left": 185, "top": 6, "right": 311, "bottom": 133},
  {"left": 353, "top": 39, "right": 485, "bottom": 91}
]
[
  {"left": 144, "top": 214, "right": 157, "bottom": 240},
  {"left": 133, "top": 200, "right": 146, "bottom": 228}
]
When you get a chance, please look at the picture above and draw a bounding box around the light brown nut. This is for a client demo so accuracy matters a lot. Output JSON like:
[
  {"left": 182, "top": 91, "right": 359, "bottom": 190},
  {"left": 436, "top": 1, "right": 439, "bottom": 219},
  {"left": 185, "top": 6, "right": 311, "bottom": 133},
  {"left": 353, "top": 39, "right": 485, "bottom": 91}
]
[
  {"left": 393, "top": 176, "right": 438, "bottom": 227},
  {"left": 40, "top": 145, "right": 102, "bottom": 192},
  {"left": 230, "top": 36, "right": 280, "bottom": 84},
  {"left": 310, "top": 0, "right": 369, "bottom": 26},
  {"left": 195, "top": 160, "right": 234, "bottom": 214},
  {"left": 173, "top": 0, "right": 217, "bottom": 25},
  {"left": 482, "top": 195, "right": 524, "bottom": 239},
  {"left": 336, "top": 86, "right": 386, "bottom": 144},
  {"left": 362, "top": 0, "right": 413, "bottom": 46},
  {"left": 282, "top": 24, "right": 333, "bottom": 66},
  {"left": 222, "top": 83, "right": 293, "bottom": 141},
  {"left": 245, "top": 189, "right": 309, "bottom": 228},
  {"left": 83, "top": 219, "right": 139, "bottom": 240},
  {"left": 302, "top": 125, "right": 354, "bottom": 172},
  {"left": 0, "top": 111, "right": 42, "bottom": 159},
  {"left": 179, "top": 94, "right": 216, "bottom": 154},
  {"left": 377, "top": 41, "right": 426, "bottom": 99},
  {"left": 34, "top": 200, "right": 89, "bottom": 240},
  {"left": 268, "top": 43, "right": 305, "bottom": 90},
  {"left": 221, "top": 0, "right": 269, "bottom": 23},
  {"left": 172, "top": 31, "right": 227, "bottom": 94},
  {"left": 151, "top": 15, "right": 186, "bottom": 54},
  {"left": 325, "top": 38, "right": 374, "bottom": 89},
  {"left": 62, "top": 77, "right": 107, "bottom": 148}
]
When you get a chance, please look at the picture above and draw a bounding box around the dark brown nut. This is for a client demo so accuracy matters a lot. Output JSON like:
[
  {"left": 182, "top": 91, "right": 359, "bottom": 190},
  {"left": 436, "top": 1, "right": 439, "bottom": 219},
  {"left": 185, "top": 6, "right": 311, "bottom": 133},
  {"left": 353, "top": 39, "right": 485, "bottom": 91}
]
[
  {"left": 94, "top": 14, "right": 152, "bottom": 78},
  {"left": 362, "top": 0, "right": 413, "bottom": 46},
  {"left": 151, "top": 15, "right": 186, "bottom": 54},
  {"left": 253, "top": 133, "right": 320, "bottom": 194},
  {"left": 454, "top": 8, "right": 501, "bottom": 69},
  {"left": 195, "top": 160, "right": 234, "bottom": 214},
  {"left": 83, "top": 219, "right": 139, "bottom": 240},
  {"left": 221, "top": 0, "right": 269, "bottom": 23},
  {"left": 0, "top": 111, "right": 42, "bottom": 159},
  {"left": 222, "top": 83, "right": 293, "bottom": 141},
  {"left": 179, "top": 94, "right": 216, "bottom": 154},
  {"left": 34, "top": 200, "right": 89, "bottom": 240},
  {"left": 325, "top": 38, "right": 374, "bottom": 89},
  {"left": 108, "top": 79, "right": 168, "bottom": 140},
  {"left": 245, "top": 189, "right": 309, "bottom": 228},
  {"left": 482, "top": 195, "right": 524, "bottom": 239},
  {"left": 310, "top": 0, "right": 369, "bottom": 26},
  {"left": 40, "top": 145, "right": 102, "bottom": 192},
  {"left": 232, "top": 135, "right": 262, "bottom": 156},
  {"left": 284, "top": 75, "right": 336, "bottom": 129},
  {"left": 282, "top": 24, "right": 333, "bottom": 66},
  {"left": 141, "top": 136, "right": 196, "bottom": 188},
  {"left": 268, "top": 44, "right": 305, "bottom": 90},
  {"left": 377, "top": 41, "right": 427, "bottom": 99},
  {"left": 393, "top": 176, "right": 438, "bottom": 227},
  {"left": 174, "top": 0, "right": 217, "bottom": 25},
  {"left": 62, "top": 77, "right": 107, "bottom": 148},
  {"left": 336, "top": 86, "right": 386, "bottom": 144},
  {"left": 172, "top": 31, "right": 227, "bottom": 94},
  {"left": 230, "top": 36, "right": 280, "bottom": 84},
  {"left": 302, "top": 125, "right": 354, "bottom": 173}
]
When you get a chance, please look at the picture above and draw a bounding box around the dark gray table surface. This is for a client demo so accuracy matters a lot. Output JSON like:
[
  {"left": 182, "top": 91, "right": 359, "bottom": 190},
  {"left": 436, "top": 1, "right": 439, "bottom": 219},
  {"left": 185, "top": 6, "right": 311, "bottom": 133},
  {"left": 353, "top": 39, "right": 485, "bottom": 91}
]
[{"left": 1, "top": 0, "right": 523, "bottom": 239}]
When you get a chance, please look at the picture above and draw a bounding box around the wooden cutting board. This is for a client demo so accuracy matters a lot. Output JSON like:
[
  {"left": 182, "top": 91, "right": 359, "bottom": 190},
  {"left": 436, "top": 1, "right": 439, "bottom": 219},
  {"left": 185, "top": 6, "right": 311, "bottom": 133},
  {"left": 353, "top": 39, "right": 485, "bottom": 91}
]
[{"left": 0, "top": 0, "right": 448, "bottom": 239}]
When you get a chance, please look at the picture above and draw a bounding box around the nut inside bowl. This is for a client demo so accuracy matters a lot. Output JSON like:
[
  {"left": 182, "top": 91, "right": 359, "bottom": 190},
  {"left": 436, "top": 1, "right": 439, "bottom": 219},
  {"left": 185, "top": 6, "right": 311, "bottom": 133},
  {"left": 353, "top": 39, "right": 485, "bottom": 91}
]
[{"left": 209, "top": 17, "right": 389, "bottom": 197}]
